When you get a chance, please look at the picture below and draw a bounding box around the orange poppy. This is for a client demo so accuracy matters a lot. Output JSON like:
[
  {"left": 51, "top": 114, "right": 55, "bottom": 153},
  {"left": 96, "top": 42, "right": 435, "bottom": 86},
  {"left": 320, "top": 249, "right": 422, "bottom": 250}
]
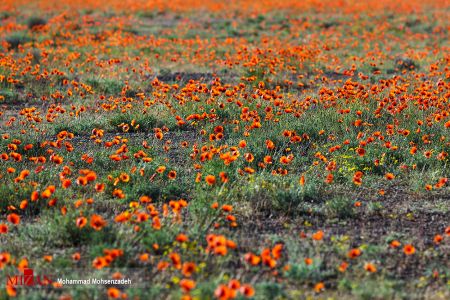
[
  {"left": 403, "top": 244, "right": 415, "bottom": 255},
  {"left": 434, "top": 234, "right": 442, "bottom": 244},
  {"left": 92, "top": 257, "right": 107, "bottom": 269},
  {"left": 219, "top": 172, "right": 228, "bottom": 183},
  {"left": 0, "top": 223, "right": 8, "bottom": 234},
  {"left": 168, "top": 170, "right": 177, "bottom": 180},
  {"left": 390, "top": 240, "right": 401, "bottom": 248},
  {"left": 95, "top": 183, "right": 105, "bottom": 192},
  {"left": 364, "top": 262, "right": 377, "bottom": 273},
  {"left": 176, "top": 234, "right": 189, "bottom": 243},
  {"left": 356, "top": 147, "right": 365, "bottom": 156},
  {"left": 90, "top": 214, "right": 107, "bottom": 230},
  {"left": 222, "top": 204, "right": 233, "bottom": 212},
  {"left": 180, "top": 279, "right": 196, "bottom": 293},
  {"left": 299, "top": 175, "right": 305, "bottom": 186},
  {"left": 31, "top": 191, "right": 39, "bottom": 201},
  {"left": 119, "top": 173, "right": 130, "bottom": 182},
  {"left": 6, "top": 285, "right": 17, "bottom": 297},
  {"left": 157, "top": 260, "right": 169, "bottom": 271},
  {"left": 62, "top": 179, "right": 72, "bottom": 188},
  {"left": 76, "top": 217, "right": 87, "bottom": 228},
  {"left": 240, "top": 284, "right": 255, "bottom": 297},
  {"left": 156, "top": 166, "right": 166, "bottom": 173},
  {"left": 338, "top": 261, "right": 348, "bottom": 272},
  {"left": 385, "top": 173, "right": 395, "bottom": 180},
  {"left": 312, "top": 230, "right": 324, "bottom": 241},
  {"left": 107, "top": 287, "right": 121, "bottom": 298},
  {"left": 205, "top": 175, "right": 216, "bottom": 185},
  {"left": 72, "top": 252, "right": 81, "bottom": 261},
  {"left": 347, "top": 248, "right": 361, "bottom": 259},
  {"left": 314, "top": 282, "right": 325, "bottom": 293},
  {"left": 215, "top": 284, "right": 231, "bottom": 299},
  {"left": 7, "top": 213, "right": 20, "bottom": 225},
  {"left": 182, "top": 262, "right": 196, "bottom": 277}
]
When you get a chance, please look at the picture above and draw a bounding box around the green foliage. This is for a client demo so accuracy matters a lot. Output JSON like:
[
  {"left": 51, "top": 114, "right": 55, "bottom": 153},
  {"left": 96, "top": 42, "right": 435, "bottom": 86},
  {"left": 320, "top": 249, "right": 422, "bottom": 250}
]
[
  {"left": 5, "top": 31, "right": 31, "bottom": 49},
  {"left": 27, "top": 16, "right": 47, "bottom": 30}
]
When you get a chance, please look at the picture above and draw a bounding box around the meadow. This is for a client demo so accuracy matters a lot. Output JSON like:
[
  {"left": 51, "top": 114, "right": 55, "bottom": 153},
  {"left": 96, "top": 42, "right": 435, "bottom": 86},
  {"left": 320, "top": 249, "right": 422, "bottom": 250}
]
[{"left": 0, "top": 0, "right": 449, "bottom": 299}]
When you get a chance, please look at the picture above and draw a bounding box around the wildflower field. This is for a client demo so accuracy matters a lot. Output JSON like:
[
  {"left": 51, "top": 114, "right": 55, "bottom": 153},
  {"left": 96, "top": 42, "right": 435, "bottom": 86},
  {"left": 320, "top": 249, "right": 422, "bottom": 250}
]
[{"left": 0, "top": 0, "right": 449, "bottom": 299}]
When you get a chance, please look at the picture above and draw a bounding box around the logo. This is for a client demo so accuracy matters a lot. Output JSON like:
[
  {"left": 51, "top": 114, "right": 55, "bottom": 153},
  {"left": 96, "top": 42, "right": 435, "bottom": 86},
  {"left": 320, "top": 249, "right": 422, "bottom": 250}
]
[{"left": 6, "top": 268, "right": 52, "bottom": 287}]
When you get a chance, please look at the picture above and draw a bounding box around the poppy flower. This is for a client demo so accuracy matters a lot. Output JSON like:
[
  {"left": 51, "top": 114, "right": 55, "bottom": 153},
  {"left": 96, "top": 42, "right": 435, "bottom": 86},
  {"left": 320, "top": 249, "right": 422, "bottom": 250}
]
[
  {"left": 31, "top": 191, "right": 39, "bottom": 201},
  {"left": 0, "top": 223, "right": 8, "bottom": 234},
  {"left": 62, "top": 179, "right": 72, "bottom": 188},
  {"left": 312, "top": 230, "right": 324, "bottom": 241},
  {"left": 168, "top": 170, "right": 177, "bottom": 180},
  {"left": 222, "top": 204, "right": 233, "bottom": 212},
  {"left": 215, "top": 284, "right": 231, "bottom": 299},
  {"left": 385, "top": 173, "right": 395, "bottom": 180},
  {"left": 338, "top": 261, "right": 348, "bottom": 272},
  {"left": 347, "top": 248, "right": 361, "bottom": 259},
  {"left": 272, "top": 244, "right": 283, "bottom": 259},
  {"left": 390, "top": 240, "right": 401, "bottom": 248},
  {"left": 182, "top": 262, "right": 196, "bottom": 277},
  {"left": 353, "top": 174, "right": 362, "bottom": 185},
  {"left": 77, "top": 176, "right": 88, "bottom": 185},
  {"left": 156, "top": 166, "right": 166, "bottom": 173},
  {"left": 423, "top": 151, "right": 432, "bottom": 158},
  {"left": 434, "top": 234, "right": 442, "bottom": 244},
  {"left": 299, "top": 175, "right": 305, "bottom": 186},
  {"left": 18, "top": 258, "right": 28, "bottom": 272},
  {"left": 364, "top": 262, "right": 377, "bottom": 273},
  {"left": 169, "top": 252, "right": 181, "bottom": 269},
  {"left": 403, "top": 244, "right": 415, "bottom": 255},
  {"left": 0, "top": 252, "right": 11, "bottom": 264},
  {"left": 41, "top": 189, "right": 52, "bottom": 199},
  {"left": 92, "top": 257, "right": 107, "bottom": 269},
  {"left": 119, "top": 173, "right": 130, "bottom": 182},
  {"left": 205, "top": 175, "right": 216, "bottom": 185},
  {"left": 76, "top": 217, "right": 87, "bottom": 228},
  {"left": 95, "top": 183, "right": 105, "bottom": 192},
  {"left": 219, "top": 172, "right": 228, "bottom": 183},
  {"left": 214, "top": 246, "right": 227, "bottom": 256},
  {"left": 180, "top": 279, "right": 196, "bottom": 293},
  {"left": 107, "top": 287, "right": 121, "bottom": 299},
  {"left": 90, "top": 214, "right": 107, "bottom": 230},
  {"left": 6, "top": 285, "right": 16, "bottom": 297},
  {"left": 356, "top": 148, "right": 365, "bottom": 156},
  {"left": 244, "top": 153, "right": 254, "bottom": 162},
  {"left": 7, "top": 213, "right": 20, "bottom": 225},
  {"left": 244, "top": 253, "right": 261, "bottom": 265},
  {"left": 176, "top": 234, "right": 189, "bottom": 243},
  {"left": 240, "top": 284, "right": 255, "bottom": 297},
  {"left": 157, "top": 261, "right": 169, "bottom": 271},
  {"left": 314, "top": 282, "right": 325, "bottom": 293},
  {"left": 72, "top": 252, "right": 81, "bottom": 261},
  {"left": 139, "top": 253, "right": 149, "bottom": 262},
  {"left": 228, "top": 279, "right": 240, "bottom": 290}
]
